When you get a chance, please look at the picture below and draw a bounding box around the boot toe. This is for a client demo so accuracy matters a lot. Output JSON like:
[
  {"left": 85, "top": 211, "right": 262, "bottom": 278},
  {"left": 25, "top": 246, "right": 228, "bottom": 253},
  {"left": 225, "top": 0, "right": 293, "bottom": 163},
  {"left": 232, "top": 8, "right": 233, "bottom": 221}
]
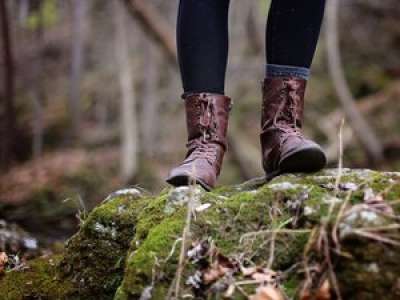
[
  {"left": 166, "top": 163, "right": 215, "bottom": 191},
  {"left": 279, "top": 141, "right": 327, "bottom": 174}
]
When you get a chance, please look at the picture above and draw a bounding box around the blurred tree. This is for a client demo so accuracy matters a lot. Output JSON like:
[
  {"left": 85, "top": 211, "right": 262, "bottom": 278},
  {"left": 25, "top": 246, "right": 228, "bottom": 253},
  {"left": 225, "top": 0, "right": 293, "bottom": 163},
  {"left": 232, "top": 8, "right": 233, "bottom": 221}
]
[
  {"left": 325, "top": 0, "right": 384, "bottom": 163},
  {"left": 68, "top": 0, "right": 86, "bottom": 143},
  {"left": 0, "top": 0, "right": 17, "bottom": 169},
  {"left": 113, "top": 0, "right": 138, "bottom": 182},
  {"left": 141, "top": 36, "right": 158, "bottom": 156},
  {"left": 31, "top": 0, "right": 45, "bottom": 159}
]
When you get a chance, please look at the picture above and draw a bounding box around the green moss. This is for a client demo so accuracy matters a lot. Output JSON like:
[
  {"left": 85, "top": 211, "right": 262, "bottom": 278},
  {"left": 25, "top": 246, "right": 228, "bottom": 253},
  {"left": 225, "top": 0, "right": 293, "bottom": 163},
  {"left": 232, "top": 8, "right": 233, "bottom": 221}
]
[
  {"left": 133, "top": 193, "right": 169, "bottom": 243},
  {"left": 122, "top": 211, "right": 186, "bottom": 297},
  {"left": 57, "top": 191, "right": 147, "bottom": 299},
  {"left": 0, "top": 256, "right": 74, "bottom": 300},
  {"left": 2, "top": 169, "right": 399, "bottom": 299}
]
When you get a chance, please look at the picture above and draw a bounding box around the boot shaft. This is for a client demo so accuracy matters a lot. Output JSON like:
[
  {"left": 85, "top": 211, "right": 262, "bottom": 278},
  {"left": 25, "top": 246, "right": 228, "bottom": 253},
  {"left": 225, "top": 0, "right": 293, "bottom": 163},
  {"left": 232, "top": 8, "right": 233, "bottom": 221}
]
[
  {"left": 183, "top": 93, "right": 231, "bottom": 149},
  {"left": 261, "top": 77, "right": 306, "bottom": 130}
]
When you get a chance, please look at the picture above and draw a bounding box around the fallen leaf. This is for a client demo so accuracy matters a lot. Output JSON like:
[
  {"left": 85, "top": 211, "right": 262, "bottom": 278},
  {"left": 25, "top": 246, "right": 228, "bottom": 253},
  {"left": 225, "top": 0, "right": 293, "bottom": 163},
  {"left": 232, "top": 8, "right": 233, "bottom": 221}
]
[
  {"left": 0, "top": 252, "right": 8, "bottom": 274},
  {"left": 249, "top": 286, "right": 284, "bottom": 300},
  {"left": 315, "top": 280, "right": 331, "bottom": 300},
  {"left": 202, "top": 253, "right": 236, "bottom": 285},
  {"left": 300, "top": 279, "right": 331, "bottom": 300},
  {"left": 203, "top": 264, "right": 227, "bottom": 284}
]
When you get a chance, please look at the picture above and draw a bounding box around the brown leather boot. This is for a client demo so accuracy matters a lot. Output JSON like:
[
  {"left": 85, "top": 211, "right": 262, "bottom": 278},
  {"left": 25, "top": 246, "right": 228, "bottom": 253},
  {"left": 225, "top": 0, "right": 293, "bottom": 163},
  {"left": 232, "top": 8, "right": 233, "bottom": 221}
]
[
  {"left": 166, "top": 93, "right": 231, "bottom": 190},
  {"left": 260, "top": 77, "right": 326, "bottom": 179}
]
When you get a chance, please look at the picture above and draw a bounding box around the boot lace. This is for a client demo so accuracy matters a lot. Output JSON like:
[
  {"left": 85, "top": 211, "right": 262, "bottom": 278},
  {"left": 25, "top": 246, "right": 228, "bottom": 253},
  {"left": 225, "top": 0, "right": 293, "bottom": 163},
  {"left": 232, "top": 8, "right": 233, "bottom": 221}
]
[
  {"left": 186, "top": 139, "right": 218, "bottom": 165},
  {"left": 199, "top": 95, "right": 217, "bottom": 141},
  {"left": 272, "top": 79, "right": 303, "bottom": 145},
  {"left": 186, "top": 95, "right": 219, "bottom": 165}
]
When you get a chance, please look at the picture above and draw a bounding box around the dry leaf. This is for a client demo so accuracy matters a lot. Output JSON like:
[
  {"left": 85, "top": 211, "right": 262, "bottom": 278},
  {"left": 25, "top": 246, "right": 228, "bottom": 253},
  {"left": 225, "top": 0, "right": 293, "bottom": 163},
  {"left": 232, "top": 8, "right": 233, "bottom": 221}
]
[
  {"left": 315, "top": 280, "right": 331, "bottom": 300},
  {"left": 300, "top": 279, "right": 331, "bottom": 300},
  {"left": 202, "top": 253, "right": 236, "bottom": 285},
  {"left": 249, "top": 286, "right": 284, "bottom": 300},
  {"left": 0, "top": 252, "right": 8, "bottom": 274},
  {"left": 203, "top": 264, "right": 226, "bottom": 284}
]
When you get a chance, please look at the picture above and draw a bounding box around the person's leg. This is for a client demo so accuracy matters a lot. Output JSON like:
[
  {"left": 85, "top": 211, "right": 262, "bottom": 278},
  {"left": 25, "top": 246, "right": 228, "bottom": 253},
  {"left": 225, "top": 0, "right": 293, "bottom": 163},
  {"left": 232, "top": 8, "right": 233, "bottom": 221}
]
[
  {"left": 261, "top": 0, "right": 327, "bottom": 179},
  {"left": 177, "top": 0, "right": 230, "bottom": 94},
  {"left": 167, "top": 0, "right": 232, "bottom": 190},
  {"left": 266, "top": 0, "right": 326, "bottom": 79}
]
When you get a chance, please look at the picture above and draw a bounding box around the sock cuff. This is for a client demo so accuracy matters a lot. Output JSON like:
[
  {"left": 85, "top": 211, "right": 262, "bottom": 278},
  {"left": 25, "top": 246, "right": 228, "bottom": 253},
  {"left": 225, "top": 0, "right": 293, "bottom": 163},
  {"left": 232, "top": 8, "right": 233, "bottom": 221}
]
[{"left": 266, "top": 64, "right": 310, "bottom": 80}]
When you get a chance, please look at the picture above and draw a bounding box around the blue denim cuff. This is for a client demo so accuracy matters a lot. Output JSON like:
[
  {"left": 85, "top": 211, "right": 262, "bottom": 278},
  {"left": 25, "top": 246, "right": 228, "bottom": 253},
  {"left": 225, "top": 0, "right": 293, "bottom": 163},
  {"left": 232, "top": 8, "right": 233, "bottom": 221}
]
[{"left": 266, "top": 64, "right": 310, "bottom": 80}]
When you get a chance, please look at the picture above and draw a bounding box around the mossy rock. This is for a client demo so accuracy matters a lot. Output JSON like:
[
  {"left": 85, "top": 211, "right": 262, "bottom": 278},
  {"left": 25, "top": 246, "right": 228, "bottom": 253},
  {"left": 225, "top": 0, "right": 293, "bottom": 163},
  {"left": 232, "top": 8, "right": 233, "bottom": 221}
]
[{"left": 1, "top": 169, "right": 399, "bottom": 299}]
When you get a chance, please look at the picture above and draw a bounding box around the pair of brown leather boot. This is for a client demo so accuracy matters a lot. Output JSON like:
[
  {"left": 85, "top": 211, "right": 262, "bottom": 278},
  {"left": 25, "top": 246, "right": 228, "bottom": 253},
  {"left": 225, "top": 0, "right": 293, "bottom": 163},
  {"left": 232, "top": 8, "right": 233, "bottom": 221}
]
[{"left": 166, "top": 77, "right": 327, "bottom": 191}]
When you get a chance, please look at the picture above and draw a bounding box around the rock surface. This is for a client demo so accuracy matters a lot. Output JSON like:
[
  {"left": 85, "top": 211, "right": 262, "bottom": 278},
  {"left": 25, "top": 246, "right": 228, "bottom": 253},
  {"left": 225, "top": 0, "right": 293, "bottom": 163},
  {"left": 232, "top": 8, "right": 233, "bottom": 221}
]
[{"left": 1, "top": 169, "right": 400, "bottom": 300}]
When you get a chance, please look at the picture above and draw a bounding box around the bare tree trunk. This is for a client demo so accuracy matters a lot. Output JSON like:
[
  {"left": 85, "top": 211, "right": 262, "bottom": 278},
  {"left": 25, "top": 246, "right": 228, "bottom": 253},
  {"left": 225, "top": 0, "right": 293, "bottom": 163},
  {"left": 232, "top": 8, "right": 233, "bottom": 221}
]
[
  {"left": 141, "top": 37, "right": 158, "bottom": 156},
  {"left": 113, "top": 0, "right": 138, "bottom": 182},
  {"left": 32, "top": 1, "right": 45, "bottom": 159},
  {"left": 0, "top": 0, "right": 17, "bottom": 168},
  {"left": 68, "top": 0, "right": 86, "bottom": 143},
  {"left": 325, "top": 0, "right": 384, "bottom": 163}
]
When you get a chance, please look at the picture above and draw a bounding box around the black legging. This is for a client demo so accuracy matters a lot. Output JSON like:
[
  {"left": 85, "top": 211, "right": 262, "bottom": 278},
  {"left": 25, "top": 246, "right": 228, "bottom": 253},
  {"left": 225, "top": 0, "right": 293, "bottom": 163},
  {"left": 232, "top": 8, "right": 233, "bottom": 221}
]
[{"left": 177, "top": 0, "right": 326, "bottom": 95}]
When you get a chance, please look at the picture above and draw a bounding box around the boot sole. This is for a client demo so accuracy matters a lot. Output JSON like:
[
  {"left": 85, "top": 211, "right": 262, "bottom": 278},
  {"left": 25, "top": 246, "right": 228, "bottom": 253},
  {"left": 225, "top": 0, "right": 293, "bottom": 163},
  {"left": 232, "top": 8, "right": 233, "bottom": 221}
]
[
  {"left": 279, "top": 145, "right": 327, "bottom": 174},
  {"left": 166, "top": 175, "right": 212, "bottom": 191}
]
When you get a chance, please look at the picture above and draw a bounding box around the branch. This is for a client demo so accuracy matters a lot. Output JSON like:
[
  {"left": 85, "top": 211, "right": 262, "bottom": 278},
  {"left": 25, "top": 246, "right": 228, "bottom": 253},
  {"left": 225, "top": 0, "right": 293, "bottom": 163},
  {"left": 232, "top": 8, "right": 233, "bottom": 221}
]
[
  {"left": 122, "top": 0, "right": 177, "bottom": 65},
  {"left": 325, "top": 0, "right": 384, "bottom": 162}
]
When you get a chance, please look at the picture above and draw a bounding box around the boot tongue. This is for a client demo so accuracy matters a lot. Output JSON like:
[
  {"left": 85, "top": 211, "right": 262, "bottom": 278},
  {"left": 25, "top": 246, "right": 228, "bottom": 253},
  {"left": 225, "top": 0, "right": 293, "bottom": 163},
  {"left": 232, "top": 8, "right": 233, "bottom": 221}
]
[
  {"left": 277, "top": 80, "right": 301, "bottom": 127},
  {"left": 184, "top": 93, "right": 231, "bottom": 150},
  {"left": 199, "top": 96, "right": 215, "bottom": 137},
  {"left": 262, "top": 78, "right": 305, "bottom": 130}
]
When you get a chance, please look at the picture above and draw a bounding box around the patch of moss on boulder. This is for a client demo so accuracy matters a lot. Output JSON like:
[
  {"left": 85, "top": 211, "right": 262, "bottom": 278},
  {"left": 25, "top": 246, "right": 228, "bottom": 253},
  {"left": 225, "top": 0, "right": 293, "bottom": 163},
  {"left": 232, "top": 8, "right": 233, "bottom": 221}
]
[{"left": 1, "top": 169, "right": 399, "bottom": 299}]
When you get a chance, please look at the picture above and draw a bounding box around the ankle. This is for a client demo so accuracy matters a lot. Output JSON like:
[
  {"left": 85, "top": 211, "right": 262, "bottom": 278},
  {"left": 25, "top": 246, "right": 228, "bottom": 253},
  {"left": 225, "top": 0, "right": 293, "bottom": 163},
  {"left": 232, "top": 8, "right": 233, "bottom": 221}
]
[{"left": 265, "top": 63, "right": 310, "bottom": 80}]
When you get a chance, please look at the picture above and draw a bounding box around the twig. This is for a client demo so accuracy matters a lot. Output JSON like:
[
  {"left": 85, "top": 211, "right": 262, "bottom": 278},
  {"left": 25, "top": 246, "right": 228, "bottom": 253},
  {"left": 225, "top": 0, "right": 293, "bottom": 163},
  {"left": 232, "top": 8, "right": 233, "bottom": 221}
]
[
  {"left": 334, "top": 118, "right": 345, "bottom": 195},
  {"left": 331, "top": 191, "right": 352, "bottom": 251},
  {"left": 356, "top": 224, "right": 400, "bottom": 232},
  {"left": 300, "top": 227, "right": 319, "bottom": 297},
  {"left": 321, "top": 229, "right": 342, "bottom": 300},
  {"left": 350, "top": 229, "right": 400, "bottom": 246},
  {"left": 267, "top": 217, "right": 294, "bottom": 269},
  {"left": 163, "top": 238, "right": 182, "bottom": 263},
  {"left": 173, "top": 168, "right": 197, "bottom": 299},
  {"left": 240, "top": 228, "right": 310, "bottom": 243}
]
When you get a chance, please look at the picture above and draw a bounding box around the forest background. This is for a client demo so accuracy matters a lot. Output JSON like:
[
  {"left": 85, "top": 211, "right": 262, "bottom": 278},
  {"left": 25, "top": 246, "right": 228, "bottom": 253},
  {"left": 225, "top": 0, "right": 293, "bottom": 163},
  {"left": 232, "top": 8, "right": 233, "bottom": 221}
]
[{"left": 0, "top": 0, "right": 399, "bottom": 249}]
